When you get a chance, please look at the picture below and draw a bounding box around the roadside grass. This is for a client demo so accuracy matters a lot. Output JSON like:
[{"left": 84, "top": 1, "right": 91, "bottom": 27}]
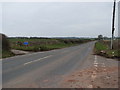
[
  {"left": 95, "top": 41, "right": 108, "bottom": 51},
  {"left": 2, "top": 50, "right": 15, "bottom": 58},
  {"left": 94, "top": 40, "right": 120, "bottom": 59},
  {"left": 10, "top": 42, "right": 79, "bottom": 52},
  {"left": 2, "top": 35, "right": 92, "bottom": 58},
  {"left": 9, "top": 38, "right": 91, "bottom": 52}
]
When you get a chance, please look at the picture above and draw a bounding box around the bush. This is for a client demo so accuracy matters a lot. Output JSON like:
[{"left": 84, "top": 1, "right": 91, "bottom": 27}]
[
  {"left": 0, "top": 33, "right": 15, "bottom": 58},
  {"left": 0, "top": 33, "right": 10, "bottom": 51},
  {"left": 40, "top": 45, "right": 51, "bottom": 51}
]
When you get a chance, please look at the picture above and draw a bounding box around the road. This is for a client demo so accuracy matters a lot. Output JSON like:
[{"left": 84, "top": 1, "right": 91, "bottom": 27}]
[{"left": 2, "top": 41, "right": 118, "bottom": 88}]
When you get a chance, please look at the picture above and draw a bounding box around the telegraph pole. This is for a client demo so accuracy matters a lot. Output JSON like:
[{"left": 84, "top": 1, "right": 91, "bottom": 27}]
[{"left": 111, "top": 0, "right": 116, "bottom": 49}]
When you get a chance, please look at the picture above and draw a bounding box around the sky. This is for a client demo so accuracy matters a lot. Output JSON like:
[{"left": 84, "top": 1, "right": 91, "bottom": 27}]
[
  {"left": 118, "top": 2, "right": 120, "bottom": 37},
  {"left": 0, "top": 2, "right": 119, "bottom": 38}
]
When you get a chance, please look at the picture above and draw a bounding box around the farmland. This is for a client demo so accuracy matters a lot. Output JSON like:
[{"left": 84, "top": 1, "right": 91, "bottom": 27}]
[
  {"left": 94, "top": 39, "right": 120, "bottom": 59},
  {"left": 8, "top": 38, "right": 91, "bottom": 52}
]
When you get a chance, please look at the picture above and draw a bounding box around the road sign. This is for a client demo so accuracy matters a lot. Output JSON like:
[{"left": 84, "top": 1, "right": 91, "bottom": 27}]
[{"left": 23, "top": 42, "right": 29, "bottom": 45}]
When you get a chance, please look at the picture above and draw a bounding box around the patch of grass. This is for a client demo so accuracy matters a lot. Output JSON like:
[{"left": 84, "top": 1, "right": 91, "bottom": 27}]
[
  {"left": 10, "top": 43, "right": 78, "bottom": 52},
  {"left": 95, "top": 42, "right": 108, "bottom": 51},
  {"left": 94, "top": 40, "right": 120, "bottom": 59},
  {"left": 2, "top": 50, "right": 15, "bottom": 58},
  {"left": 9, "top": 38, "right": 91, "bottom": 52},
  {"left": 106, "top": 50, "right": 119, "bottom": 58}
]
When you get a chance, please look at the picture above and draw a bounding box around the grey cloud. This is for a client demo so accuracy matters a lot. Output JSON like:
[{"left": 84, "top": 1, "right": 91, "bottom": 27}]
[{"left": 1, "top": 2, "right": 117, "bottom": 37}]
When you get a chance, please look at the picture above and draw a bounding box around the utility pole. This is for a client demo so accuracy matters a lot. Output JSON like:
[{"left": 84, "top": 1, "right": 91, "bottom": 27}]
[{"left": 111, "top": 0, "right": 116, "bottom": 49}]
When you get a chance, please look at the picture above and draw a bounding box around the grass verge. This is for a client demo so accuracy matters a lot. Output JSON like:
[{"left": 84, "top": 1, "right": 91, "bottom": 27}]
[
  {"left": 94, "top": 40, "right": 120, "bottom": 59},
  {"left": 9, "top": 38, "right": 91, "bottom": 52},
  {"left": 2, "top": 50, "right": 15, "bottom": 58},
  {"left": 2, "top": 38, "right": 92, "bottom": 58}
]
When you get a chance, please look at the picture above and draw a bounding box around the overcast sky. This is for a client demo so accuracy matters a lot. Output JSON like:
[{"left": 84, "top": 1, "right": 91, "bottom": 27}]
[{"left": 0, "top": 2, "right": 118, "bottom": 37}]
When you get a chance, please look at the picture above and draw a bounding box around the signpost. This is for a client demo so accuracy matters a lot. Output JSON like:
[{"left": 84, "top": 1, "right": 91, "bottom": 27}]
[
  {"left": 23, "top": 42, "right": 29, "bottom": 46},
  {"left": 111, "top": 0, "right": 116, "bottom": 49}
]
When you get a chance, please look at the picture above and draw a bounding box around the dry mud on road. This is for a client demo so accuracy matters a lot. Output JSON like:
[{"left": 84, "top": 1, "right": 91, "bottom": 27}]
[
  {"left": 11, "top": 49, "right": 30, "bottom": 55},
  {"left": 60, "top": 55, "right": 119, "bottom": 88}
]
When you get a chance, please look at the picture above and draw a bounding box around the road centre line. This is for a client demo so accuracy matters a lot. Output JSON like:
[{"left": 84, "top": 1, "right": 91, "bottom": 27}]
[{"left": 24, "top": 55, "right": 52, "bottom": 65}]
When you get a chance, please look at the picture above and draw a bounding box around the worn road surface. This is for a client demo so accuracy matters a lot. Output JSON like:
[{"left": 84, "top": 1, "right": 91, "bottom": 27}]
[{"left": 2, "top": 41, "right": 119, "bottom": 88}]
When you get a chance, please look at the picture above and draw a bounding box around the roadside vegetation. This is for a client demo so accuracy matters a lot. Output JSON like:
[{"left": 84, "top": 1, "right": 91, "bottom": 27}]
[
  {"left": 1, "top": 34, "right": 92, "bottom": 58},
  {"left": 94, "top": 40, "right": 120, "bottom": 59},
  {"left": 9, "top": 38, "right": 91, "bottom": 52},
  {"left": 0, "top": 34, "right": 15, "bottom": 58}
]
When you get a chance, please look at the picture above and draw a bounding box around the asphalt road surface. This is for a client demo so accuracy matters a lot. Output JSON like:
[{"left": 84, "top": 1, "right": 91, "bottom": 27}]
[{"left": 2, "top": 41, "right": 118, "bottom": 88}]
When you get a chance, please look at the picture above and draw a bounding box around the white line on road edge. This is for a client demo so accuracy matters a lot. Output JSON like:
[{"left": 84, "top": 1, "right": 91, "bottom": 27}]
[
  {"left": 91, "top": 55, "right": 98, "bottom": 80},
  {"left": 24, "top": 55, "right": 52, "bottom": 65},
  {"left": 88, "top": 55, "right": 98, "bottom": 88},
  {"left": 95, "top": 55, "right": 97, "bottom": 60},
  {"left": 94, "top": 55, "right": 98, "bottom": 67}
]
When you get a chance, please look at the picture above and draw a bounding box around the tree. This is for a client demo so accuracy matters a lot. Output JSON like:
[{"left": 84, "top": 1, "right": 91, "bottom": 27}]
[
  {"left": 103, "top": 36, "right": 108, "bottom": 40},
  {"left": 98, "top": 35, "right": 103, "bottom": 40}
]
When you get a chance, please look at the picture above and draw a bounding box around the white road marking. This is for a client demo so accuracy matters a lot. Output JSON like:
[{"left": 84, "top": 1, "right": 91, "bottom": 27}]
[
  {"left": 94, "top": 55, "right": 98, "bottom": 67},
  {"left": 91, "top": 55, "right": 98, "bottom": 80},
  {"left": 24, "top": 55, "right": 52, "bottom": 65},
  {"left": 94, "top": 64, "right": 98, "bottom": 67},
  {"left": 95, "top": 55, "right": 97, "bottom": 60},
  {"left": 94, "top": 55, "right": 98, "bottom": 64}
]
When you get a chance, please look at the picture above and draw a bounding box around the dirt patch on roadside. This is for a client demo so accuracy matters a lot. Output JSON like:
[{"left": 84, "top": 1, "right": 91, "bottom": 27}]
[
  {"left": 60, "top": 66, "right": 118, "bottom": 88},
  {"left": 11, "top": 49, "right": 30, "bottom": 55}
]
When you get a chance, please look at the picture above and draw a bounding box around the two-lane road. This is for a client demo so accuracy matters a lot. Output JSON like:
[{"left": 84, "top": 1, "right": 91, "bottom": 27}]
[{"left": 3, "top": 41, "right": 95, "bottom": 88}]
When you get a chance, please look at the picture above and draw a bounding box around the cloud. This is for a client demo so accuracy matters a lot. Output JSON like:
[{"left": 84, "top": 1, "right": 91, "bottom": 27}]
[{"left": 2, "top": 2, "right": 117, "bottom": 37}]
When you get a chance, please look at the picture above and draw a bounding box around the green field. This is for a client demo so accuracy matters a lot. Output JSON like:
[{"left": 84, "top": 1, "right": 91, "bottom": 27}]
[
  {"left": 94, "top": 40, "right": 120, "bottom": 59},
  {"left": 8, "top": 38, "right": 91, "bottom": 52},
  {"left": 1, "top": 37, "right": 92, "bottom": 58}
]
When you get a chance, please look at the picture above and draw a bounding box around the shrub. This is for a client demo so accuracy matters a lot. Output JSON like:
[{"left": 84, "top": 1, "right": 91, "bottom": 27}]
[
  {"left": 0, "top": 33, "right": 10, "bottom": 51},
  {"left": 40, "top": 45, "right": 51, "bottom": 51},
  {"left": 0, "top": 33, "right": 15, "bottom": 58}
]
